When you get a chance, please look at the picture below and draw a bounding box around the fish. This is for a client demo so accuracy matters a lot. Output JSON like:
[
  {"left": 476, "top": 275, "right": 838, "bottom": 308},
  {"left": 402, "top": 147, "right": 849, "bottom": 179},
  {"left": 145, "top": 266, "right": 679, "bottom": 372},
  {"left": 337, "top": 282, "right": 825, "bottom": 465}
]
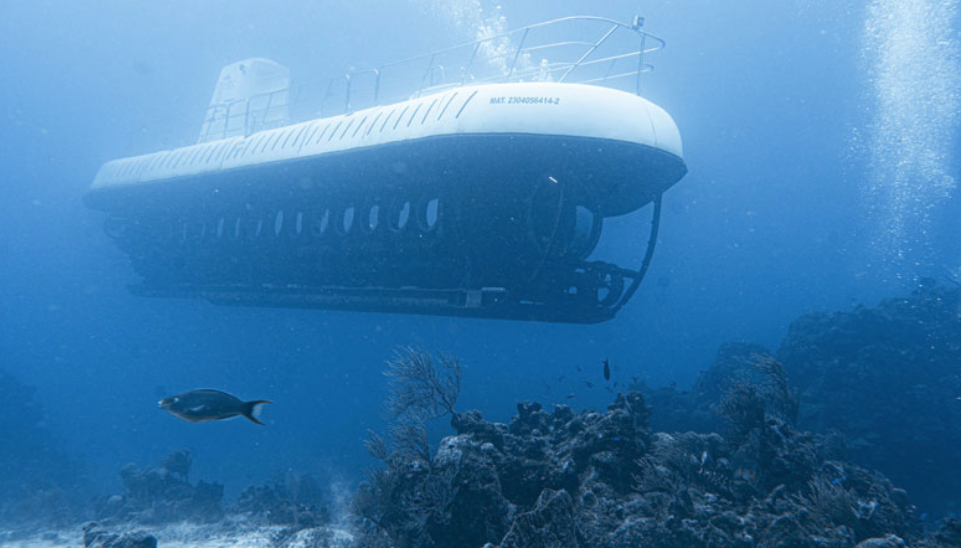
[
  {"left": 158, "top": 389, "right": 272, "bottom": 425},
  {"left": 603, "top": 358, "right": 611, "bottom": 381},
  {"left": 584, "top": 380, "right": 594, "bottom": 388}
]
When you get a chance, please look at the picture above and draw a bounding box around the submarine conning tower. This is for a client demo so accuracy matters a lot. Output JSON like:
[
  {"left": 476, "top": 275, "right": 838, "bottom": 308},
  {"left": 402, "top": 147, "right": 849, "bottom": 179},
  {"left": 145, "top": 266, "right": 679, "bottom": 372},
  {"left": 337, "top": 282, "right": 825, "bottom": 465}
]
[{"left": 85, "top": 16, "right": 687, "bottom": 323}]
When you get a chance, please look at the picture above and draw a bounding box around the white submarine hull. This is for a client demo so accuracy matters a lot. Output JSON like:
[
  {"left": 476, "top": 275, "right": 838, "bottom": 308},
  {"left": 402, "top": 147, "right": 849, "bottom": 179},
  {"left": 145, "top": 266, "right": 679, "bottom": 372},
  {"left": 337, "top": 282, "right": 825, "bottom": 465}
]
[
  {"left": 85, "top": 19, "right": 687, "bottom": 323},
  {"left": 87, "top": 82, "right": 683, "bottom": 216},
  {"left": 85, "top": 83, "right": 686, "bottom": 323}
]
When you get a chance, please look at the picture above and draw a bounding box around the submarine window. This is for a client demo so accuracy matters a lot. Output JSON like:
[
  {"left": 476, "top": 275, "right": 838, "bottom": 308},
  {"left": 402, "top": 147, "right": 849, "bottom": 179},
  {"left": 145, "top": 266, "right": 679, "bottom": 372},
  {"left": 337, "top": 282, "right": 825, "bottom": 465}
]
[
  {"left": 274, "top": 210, "right": 284, "bottom": 236},
  {"left": 290, "top": 125, "right": 309, "bottom": 148},
  {"left": 437, "top": 92, "right": 459, "bottom": 120},
  {"left": 216, "top": 218, "right": 225, "bottom": 239},
  {"left": 380, "top": 109, "right": 396, "bottom": 132},
  {"left": 367, "top": 205, "right": 380, "bottom": 231},
  {"left": 289, "top": 212, "right": 303, "bottom": 237},
  {"left": 340, "top": 119, "right": 355, "bottom": 140},
  {"left": 406, "top": 103, "right": 423, "bottom": 127},
  {"left": 391, "top": 201, "right": 411, "bottom": 231},
  {"left": 303, "top": 124, "right": 320, "bottom": 145},
  {"left": 393, "top": 106, "right": 410, "bottom": 130},
  {"left": 315, "top": 123, "right": 331, "bottom": 143},
  {"left": 246, "top": 219, "right": 263, "bottom": 240},
  {"left": 309, "top": 210, "right": 329, "bottom": 237},
  {"left": 328, "top": 121, "right": 343, "bottom": 142},
  {"left": 569, "top": 205, "right": 599, "bottom": 258},
  {"left": 351, "top": 116, "right": 369, "bottom": 138},
  {"left": 366, "top": 112, "right": 383, "bottom": 136},
  {"left": 425, "top": 198, "right": 439, "bottom": 229},
  {"left": 341, "top": 207, "right": 355, "bottom": 234},
  {"left": 232, "top": 218, "right": 242, "bottom": 240},
  {"left": 421, "top": 98, "right": 439, "bottom": 124}
]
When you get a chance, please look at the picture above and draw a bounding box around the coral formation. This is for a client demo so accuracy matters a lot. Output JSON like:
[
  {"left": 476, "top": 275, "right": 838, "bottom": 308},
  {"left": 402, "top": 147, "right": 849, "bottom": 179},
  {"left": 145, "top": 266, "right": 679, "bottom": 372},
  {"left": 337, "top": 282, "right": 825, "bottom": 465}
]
[
  {"left": 97, "top": 450, "right": 224, "bottom": 524},
  {"left": 236, "top": 471, "right": 329, "bottom": 527},
  {"left": 778, "top": 281, "right": 961, "bottom": 515},
  {"left": 353, "top": 381, "right": 932, "bottom": 547},
  {"left": 640, "top": 282, "right": 961, "bottom": 518}
]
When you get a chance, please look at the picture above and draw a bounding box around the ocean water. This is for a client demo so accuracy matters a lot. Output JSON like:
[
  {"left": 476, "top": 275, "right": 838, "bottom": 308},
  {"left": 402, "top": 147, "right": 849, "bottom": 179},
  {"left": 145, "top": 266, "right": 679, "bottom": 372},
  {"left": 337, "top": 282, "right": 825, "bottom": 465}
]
[{"left": 1, "top": 0, "right": 959, "bottom": 543}]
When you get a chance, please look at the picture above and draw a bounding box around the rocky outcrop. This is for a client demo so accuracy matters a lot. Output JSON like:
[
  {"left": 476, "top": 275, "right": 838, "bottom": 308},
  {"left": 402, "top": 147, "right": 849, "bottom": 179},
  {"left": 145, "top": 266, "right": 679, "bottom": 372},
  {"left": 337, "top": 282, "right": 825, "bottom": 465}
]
[
  {"left": 97, "top": 450, "right": 223, "bottom": 524},
  {"left": 353, "top": 389, "right": 920, "bottom": 548}
]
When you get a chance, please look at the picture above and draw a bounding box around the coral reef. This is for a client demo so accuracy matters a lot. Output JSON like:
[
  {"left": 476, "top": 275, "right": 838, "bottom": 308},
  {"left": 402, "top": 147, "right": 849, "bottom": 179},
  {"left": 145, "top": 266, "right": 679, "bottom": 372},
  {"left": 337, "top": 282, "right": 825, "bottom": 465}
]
[
  {"left": 778, "top": 281, "right": 961, "bottom": 515},
  {"left": 97, "top": 449, "right": 224, "bottom": 524},
  {"left": 236, "top": 471, "right": 329, "bottom": 527},
  {"left": 352, "top": 383, "right": 932, "bottom": 548},
  {"left": 639, "top": 282, "right": 961, "bottom": 517}
]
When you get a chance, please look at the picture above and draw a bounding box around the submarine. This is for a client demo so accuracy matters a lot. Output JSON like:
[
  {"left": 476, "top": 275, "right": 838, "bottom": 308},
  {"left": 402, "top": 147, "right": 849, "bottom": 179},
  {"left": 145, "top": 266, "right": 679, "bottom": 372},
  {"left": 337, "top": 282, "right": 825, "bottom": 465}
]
[{"left": 84, "top": 16, "right": 687, "bottom": 323}]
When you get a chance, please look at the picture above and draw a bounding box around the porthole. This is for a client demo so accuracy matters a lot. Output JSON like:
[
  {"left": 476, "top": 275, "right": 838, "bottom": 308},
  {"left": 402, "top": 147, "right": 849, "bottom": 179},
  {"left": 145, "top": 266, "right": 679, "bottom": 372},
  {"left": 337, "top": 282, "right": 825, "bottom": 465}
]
[
  {"left": 390, "top": 200, "right": 411, "bottom": 231},
  {"left": 425, "top": 198, "right": 439, "bottom": 229},
  {"left": 568, "top": 205, "right": 601, "bottom": 259},
  {"left": 310, "top": 210, "right": 329, "bottom": 237},
  {"left": 286, "top": 211, "right": 303, "bottom": 237},
  {"left": 274, "top": 210, "right": 284, "bottom": 236},
  {"left": 367, "top": 205, "right": 380, "bottom": 231},
  {"left": 216, "top": 218, "right": 225, "bottom": 240},
  {"left": 341, "top": 206, "right": 355, "bottom": 234}
]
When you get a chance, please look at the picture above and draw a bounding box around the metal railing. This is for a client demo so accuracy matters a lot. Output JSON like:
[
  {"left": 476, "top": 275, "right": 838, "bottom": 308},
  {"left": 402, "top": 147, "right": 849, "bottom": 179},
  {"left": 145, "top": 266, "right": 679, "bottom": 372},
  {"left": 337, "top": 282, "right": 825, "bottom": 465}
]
[
  {"left": 333, "top": 15, "right": 664, "bottom": 113},
  {"left": 198, "top": 87, "right": 298, "bottom": 142},
  {"left": 199, "top": 15, "right": 665, "bottom": 140}
]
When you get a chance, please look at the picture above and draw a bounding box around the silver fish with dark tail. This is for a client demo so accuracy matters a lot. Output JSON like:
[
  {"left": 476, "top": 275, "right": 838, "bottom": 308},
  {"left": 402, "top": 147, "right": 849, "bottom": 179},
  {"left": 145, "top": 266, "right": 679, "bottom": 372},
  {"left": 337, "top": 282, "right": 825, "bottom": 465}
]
[{"left": 158, "top": 389, "right": 273, "bottom": 425}]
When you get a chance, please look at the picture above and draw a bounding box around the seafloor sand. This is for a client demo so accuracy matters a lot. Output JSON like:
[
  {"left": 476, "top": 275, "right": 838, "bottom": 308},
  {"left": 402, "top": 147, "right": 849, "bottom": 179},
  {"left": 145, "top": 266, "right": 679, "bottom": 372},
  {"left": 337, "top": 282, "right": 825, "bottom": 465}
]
[{"left": 0, "top": 519, "right": 354, "bottom": 548}]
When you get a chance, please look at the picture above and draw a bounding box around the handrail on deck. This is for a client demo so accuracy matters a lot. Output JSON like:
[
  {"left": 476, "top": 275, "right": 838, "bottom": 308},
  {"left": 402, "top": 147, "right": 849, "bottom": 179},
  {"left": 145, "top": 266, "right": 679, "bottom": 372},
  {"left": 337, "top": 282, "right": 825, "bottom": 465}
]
[{"left": 199, "top": 15, "right": 665, "bottom": 140}]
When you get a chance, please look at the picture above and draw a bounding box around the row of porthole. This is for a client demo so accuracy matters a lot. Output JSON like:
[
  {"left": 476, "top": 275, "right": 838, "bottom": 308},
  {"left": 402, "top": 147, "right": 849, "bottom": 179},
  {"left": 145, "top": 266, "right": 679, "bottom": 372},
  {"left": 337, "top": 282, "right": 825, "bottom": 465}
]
[{"left": 175, "top": 198, "right": 440, "bottom": 243}]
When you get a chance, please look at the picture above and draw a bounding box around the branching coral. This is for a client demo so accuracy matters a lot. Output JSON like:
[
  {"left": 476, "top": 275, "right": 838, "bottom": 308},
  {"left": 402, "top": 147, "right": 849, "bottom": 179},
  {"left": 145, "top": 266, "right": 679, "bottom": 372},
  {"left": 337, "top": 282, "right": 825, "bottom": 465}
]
[
  {"left": 385, "top": 347, "right": 462, "bottom": 422},
  {"left": 713, "top": 382, "right": 767, "bottom": 443},
  {"left": 750, "top": 354, "right": 800, "bottom": 426},
  {"left": 354, "top": 348, "right": 466, "bottom": 544}
]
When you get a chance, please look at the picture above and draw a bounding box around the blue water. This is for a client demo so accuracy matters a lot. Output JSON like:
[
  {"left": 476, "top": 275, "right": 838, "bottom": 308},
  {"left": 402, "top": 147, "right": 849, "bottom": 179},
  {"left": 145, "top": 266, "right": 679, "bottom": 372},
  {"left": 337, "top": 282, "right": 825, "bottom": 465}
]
[{"left": 1, "top": 0, "right": 958, "bottom": 508}]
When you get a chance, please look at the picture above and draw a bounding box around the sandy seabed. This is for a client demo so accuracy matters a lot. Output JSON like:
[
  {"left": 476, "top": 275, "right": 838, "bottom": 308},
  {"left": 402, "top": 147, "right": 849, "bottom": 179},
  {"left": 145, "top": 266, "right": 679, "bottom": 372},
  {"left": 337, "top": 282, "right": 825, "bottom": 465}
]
[{"left": 0, "top": 518, "right": 354, "bottom": 548}]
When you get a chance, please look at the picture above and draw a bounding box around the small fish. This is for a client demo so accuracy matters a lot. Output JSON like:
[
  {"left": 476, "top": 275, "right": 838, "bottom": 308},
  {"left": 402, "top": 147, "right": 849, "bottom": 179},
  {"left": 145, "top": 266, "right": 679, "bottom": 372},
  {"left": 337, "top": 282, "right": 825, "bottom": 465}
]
[
  {"left": 159, "top": 389, "right": 272, "bottom": 425},
  {"left": 566, "top": 393, "right": 576, "bottom": 400},
  {"left": 584, "top": 380, "right": 594, "bottom": 388},
  {"left": 603, "top": 358, "right": 611, "bottom": 381},
  {"left": 576, "top": 365, "right": 582, "bottom": 373}
]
